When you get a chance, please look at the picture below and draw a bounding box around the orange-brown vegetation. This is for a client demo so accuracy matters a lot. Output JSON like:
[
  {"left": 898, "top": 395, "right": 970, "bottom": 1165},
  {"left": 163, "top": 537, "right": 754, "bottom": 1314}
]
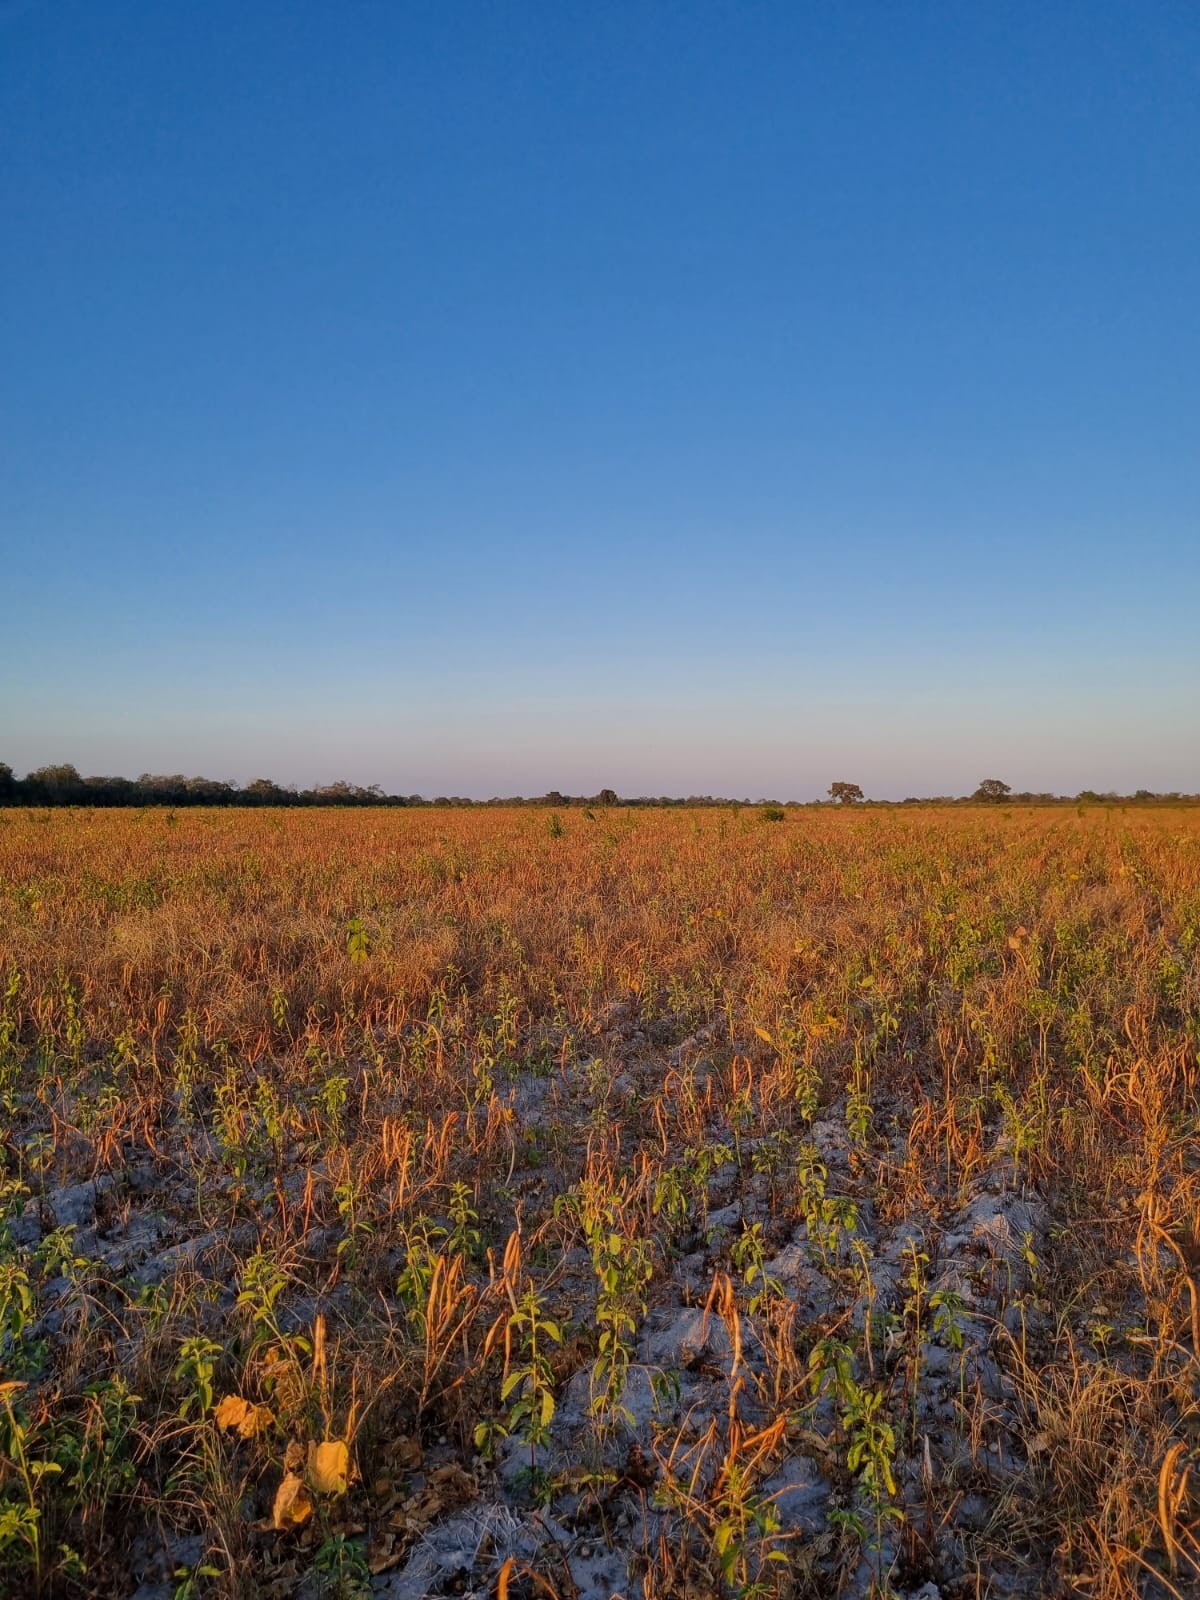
[{"left": 0, "top": 804, "right": 1196, "bottom": 1597}]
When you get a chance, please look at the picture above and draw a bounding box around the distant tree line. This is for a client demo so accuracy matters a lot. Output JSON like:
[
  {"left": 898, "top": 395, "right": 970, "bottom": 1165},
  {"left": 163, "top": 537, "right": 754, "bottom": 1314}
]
[
  {"left": 0, "top": 765, "right": 407, "bottom": 808},
  {"left": 0, "top": 763, "right": 1196, "bottom": 809}
]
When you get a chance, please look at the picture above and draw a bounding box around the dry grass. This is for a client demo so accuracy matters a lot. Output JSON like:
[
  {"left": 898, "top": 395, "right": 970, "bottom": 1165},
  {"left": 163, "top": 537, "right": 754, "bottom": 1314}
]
[{"left": 0, "top": 803, "right": 1196, "bottom": 1598}]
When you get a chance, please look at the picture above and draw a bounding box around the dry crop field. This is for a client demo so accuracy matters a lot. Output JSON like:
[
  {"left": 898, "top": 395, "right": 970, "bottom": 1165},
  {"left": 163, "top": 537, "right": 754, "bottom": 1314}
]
[{"left": 0, "top": 804, "right": 1197, "bottom": 1600}]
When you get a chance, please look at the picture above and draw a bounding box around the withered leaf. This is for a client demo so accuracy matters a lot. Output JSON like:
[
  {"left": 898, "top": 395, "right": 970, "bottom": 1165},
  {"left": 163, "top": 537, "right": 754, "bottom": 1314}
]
[
  {"left": 388, "top": 1434, "right": 423, "bottom": 1471},
  {"left": 272, "top": 1470, "right": 313, "bottom": 1531},
  {"left": 307, "top": 1438, "right": 350, "bottom": 1495},
  {"left": 214, "top": 1393, "right": 273, "bottom": 1439}
]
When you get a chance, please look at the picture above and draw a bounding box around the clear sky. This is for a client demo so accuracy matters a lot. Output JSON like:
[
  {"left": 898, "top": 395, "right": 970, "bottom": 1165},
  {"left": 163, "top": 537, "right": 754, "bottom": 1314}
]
[{"left": 2, "top": 2, "right": 1197, "bottom": 799}]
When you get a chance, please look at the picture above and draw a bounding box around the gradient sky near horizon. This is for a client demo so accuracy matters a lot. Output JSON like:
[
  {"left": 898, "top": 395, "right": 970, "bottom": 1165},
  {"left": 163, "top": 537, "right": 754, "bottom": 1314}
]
[{"left": 2, "top": 2, "right": 1198, "bottom": 800}]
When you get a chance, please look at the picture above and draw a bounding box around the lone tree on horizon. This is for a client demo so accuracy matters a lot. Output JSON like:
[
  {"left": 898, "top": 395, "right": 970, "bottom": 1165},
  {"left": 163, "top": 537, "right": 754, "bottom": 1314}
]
[
  {"left": 829, "top": 781, "right": 864, "bottom": 804},
  {"left": 973, "top": 778, "right": 1012, "bottom": 802}
]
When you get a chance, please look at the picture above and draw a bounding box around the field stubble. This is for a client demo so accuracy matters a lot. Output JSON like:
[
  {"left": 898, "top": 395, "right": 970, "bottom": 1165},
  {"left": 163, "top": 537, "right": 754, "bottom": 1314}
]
[{"left": 0, "top": 804, "right": 1196, "bottom": 1600}]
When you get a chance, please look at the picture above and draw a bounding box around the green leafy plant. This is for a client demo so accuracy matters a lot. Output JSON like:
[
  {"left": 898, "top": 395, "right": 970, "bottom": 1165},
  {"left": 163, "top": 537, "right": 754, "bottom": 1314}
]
[
  {"left": 345, "top": 917, "right": 370, "bottom": 962},
  {"left": 586, "top": 1210, "right": 652, "bottom": 1429},
  {"left": 174, "top": 1336, "right": 222, "bottom": 1421},
  {"left": 492, "top": 1285, "right": 561, "bottom": 1470},
  {"left": 312, "top": 1532, "right": 371, "bottom": 1598},
  {"left": 731, "top": 1222, "right": 783, "bottom": 1316}
]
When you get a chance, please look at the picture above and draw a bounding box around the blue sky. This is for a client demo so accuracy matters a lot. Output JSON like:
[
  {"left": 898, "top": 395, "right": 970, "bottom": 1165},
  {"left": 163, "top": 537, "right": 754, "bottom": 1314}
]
[{"left": 2, "top": 2, "right": 1197, "bottom": 798}]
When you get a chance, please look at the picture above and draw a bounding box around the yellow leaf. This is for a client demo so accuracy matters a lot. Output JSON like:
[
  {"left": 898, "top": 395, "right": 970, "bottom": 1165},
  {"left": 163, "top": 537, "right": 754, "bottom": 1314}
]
[
  {"left": 753, "top": 1026, "right": 774, "bottom": 1045},
  {"left": 214, "top": 1394, "right": 250, "bottom": 1431},
  {"left": 272, "top": 1470, "right": 312, "bottom": 1531},
  {"left": 307, "top": 1438, "right": 350, "bottom": 1495},
  {"left": 238, "top": 1404, "right": 272, "bottom": 1438},
  {"left": 214, "top": 1394, "right": 273, "bottom": 1439}
]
